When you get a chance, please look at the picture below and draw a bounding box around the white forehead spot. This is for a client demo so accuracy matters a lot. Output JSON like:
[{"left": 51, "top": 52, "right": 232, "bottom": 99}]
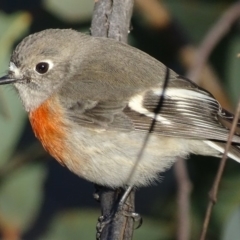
[{"left": 9, "top": 62, "right": 21, "bottom": 77}]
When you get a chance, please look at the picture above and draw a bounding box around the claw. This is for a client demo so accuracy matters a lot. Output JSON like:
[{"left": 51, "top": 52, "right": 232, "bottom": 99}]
[
  {"left": 122, "top": 211, "right": 142, "bottom": 229},
  {"left": 96, "top": 213, "right": 114, "bottom": 240},
  {"left": 133, "top": 213, "right": 143, "bottom": 229}
]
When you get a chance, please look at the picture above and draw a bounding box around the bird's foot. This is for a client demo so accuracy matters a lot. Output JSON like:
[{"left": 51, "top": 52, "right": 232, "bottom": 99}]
[
  {"left": 96, "top": 208, "right": 142, "bottom": 239},
  {"left": 122, "top": 211, "right": 142, "bottom": 229}
]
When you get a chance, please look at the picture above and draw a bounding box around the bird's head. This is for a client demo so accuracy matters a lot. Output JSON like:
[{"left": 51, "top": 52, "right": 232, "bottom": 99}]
[{"left": 0, "top": 29, "right": 89, "bottom": 111}]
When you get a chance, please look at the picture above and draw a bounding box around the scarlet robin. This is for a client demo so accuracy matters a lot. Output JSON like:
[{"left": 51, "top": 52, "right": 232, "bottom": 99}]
[{"left": 0, "top": 29, "right": 240, "bottom": 187}]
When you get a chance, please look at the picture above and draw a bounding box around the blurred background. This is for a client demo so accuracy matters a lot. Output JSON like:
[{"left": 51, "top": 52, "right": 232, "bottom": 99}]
[{"left": 0, "top": 0, "right": 240, "bottom": 239}]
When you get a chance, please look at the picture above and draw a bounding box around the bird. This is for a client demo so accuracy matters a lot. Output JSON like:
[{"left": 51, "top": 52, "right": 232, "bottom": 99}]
[{"left": 0, "top": 28, "right": 240, "bottom": 188}]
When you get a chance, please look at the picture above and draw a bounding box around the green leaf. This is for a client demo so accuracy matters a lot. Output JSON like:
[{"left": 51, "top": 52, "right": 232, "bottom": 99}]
[{"left": 0, "top": 163, "right": 46, "bottom": 231}]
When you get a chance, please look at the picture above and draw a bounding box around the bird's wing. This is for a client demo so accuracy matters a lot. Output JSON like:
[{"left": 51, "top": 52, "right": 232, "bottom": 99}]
[
  {"left": 66, "top": 99, "right": 135, "bottom": 130},
  {"left": 65, "top": 76, "right": 240, "bottom": 143},
  {"left": 125, "top": 76, "right": 240, "bottom": 143}
]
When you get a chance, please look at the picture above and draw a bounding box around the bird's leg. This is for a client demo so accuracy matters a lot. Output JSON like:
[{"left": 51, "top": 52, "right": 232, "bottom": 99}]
[
  {"left": 117, "top": 185, "right": 134, "bottom": 210},
  {"left": 119, "top": 186, "right": 142, "bottom": 228}
]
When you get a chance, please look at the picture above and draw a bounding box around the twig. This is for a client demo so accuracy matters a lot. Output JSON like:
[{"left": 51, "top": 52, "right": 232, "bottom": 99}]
[
  {"left": 136, "top": 1, "right": 193, "bottom": 238},
  {"left": 177, "top": 3, "right": 240, "bottom": 238},
  {"left": 91, "top": 0, "right": 133, "bottom": 42},
  {"left": 91, "top": 1, "right": 134, "bottom": 240},
  {"left": 135, "top": 1, "right": 240, "bottom": 239},
  {"left": 133, "top": 1, "right": 193, "bottom": 238},
  {"left": 98, "top": 187, "right": 135, "bottom": 240},
  {"left": 188, "top": 1, "right": 240, "bottom": 83},
  {"left": 136, "top": 0, "right": 232, "bottom": 110},
  {"left": 174, "top": 1, "right": 240, "bottom": 237},
  {"left": 174, "top": 158, "right": 192, "bottom": 240},
  {"left": 199, "top": 98, "right": 240, "bottom": 240},
  {"left": 125, "top": 67, "right": 170, "bottom": 185},
  {"left": 90, "top": 0, "right": 112, "bottom": 38}
]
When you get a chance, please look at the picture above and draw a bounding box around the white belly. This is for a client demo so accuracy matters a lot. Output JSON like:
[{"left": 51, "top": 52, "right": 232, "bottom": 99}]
[{"left": 63, "top": 127, "right": 217, "bottom": 187}]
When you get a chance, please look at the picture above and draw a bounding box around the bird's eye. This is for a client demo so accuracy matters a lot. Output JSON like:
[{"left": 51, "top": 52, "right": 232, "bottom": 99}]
[{"left": 35, "top": 62, "right": 49, "bottom": 74}]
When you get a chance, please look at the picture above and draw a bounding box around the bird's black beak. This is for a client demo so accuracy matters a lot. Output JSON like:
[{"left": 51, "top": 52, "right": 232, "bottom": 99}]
[{"left": 0, "top": 75, "right": 17, "bottom": 85}]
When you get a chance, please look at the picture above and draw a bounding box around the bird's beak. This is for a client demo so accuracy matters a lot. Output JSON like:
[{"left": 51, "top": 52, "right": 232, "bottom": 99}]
[{"left": 0, "top": 75, "right": 17, "bottom": 85}]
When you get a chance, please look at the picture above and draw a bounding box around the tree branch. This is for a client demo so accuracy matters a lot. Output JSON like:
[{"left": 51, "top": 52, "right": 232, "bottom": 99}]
[
  {"left": 188, "top": 1, "right": 240, "bottom": 83},
  {"left": 174, "top": 158, "right": 192, "bottom": 240},
  {"left": 91, "top": 1, "right": 134, "bottom": 240},
  {"left": 200, "top": 97, "right": 240, "bottom": 240}
]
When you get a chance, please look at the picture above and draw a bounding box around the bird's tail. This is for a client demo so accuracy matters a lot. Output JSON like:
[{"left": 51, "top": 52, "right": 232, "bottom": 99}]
[
  {"left": 217, "top": 109, "right": 240, "bottom": 137},
  {"left": 204, "top": 140, "right": 240, "bottom": 163},
  {"left": 204, "top": 108, "right": 240, "bottom": 162}
]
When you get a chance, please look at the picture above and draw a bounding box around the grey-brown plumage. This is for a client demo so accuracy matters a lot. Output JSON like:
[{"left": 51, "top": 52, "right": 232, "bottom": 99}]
[{"left": 1, "top": 28, "right": 240, "bottom": 187}]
